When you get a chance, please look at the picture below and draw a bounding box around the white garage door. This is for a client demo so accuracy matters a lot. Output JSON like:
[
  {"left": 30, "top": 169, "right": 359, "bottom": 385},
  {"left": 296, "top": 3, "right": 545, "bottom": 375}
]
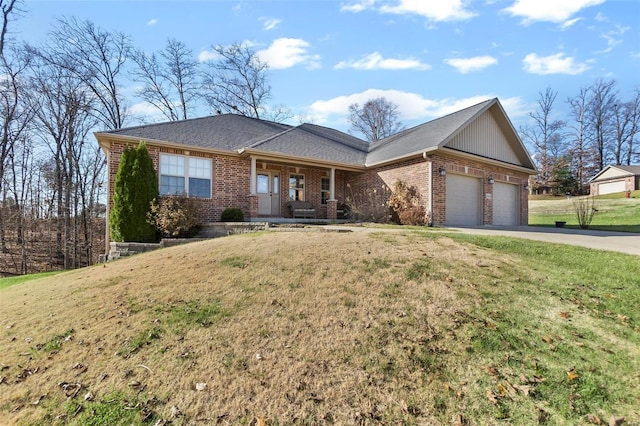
[
  {"left": 446, "top": 174, "right": 481, "bottom": 226},
  {"left": 598, "top": 180, "right": 625, "bottom": 195},
  {"left": 493, "top": 182, "right": 520, "bottom": 226}
]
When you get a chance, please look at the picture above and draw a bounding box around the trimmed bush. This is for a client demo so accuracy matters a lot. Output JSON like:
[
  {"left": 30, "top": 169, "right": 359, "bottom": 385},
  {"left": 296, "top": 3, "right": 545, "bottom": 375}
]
[
  {"left": 220, "top": 208, "right": 244, "bottom": 222},
  {"left": 147, "top": 196, "right": 202, "bottom": 238},
  {"left": 110, "top": 142, "right": 159, "bottom": 242}
]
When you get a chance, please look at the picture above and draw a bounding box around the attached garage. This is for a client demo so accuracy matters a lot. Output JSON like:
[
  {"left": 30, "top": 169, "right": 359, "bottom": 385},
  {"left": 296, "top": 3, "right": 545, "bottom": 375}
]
[
  {"left": 598, "top": 180, "right": 626, "bottom": 195},
  {"left": 445, "top": 174, "right": 482, "bottom": 226},
  {"left": 493, "top": 182, "right": 520, "bottom": 225}
]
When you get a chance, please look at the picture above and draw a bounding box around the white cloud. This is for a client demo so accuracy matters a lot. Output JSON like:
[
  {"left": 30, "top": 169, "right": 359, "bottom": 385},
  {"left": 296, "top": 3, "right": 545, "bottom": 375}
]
[
  {"left": 260, "top": 17, "right": 282, "bottom": 31},
  {"left": 256, "top": 38, "right": 321, "bottom": 70},
  {"left": 503, "top": 0, "right": 605, "bottom": 24},
  {"left": 340, "top": 0, "right": 475, "bottom": 21},
  {"left": 334, "top": 52, "right": 431, "bottom": 70},
  {"left": 197, "top": 49, "right": 219, "bottom": 62},
  {"left": 340, "top": 0, "right": 376, "bottom": 13},
  {"left": 307, "top": 89, "right": 527, "bottom": 127},
  {"left": 522, "top": 52, "right": 591, "bottom": 75},
  {"left": 146, "top": 18, "right": 158, "bottom": 26},
  {"left": 380, "top": 0, "right": 476, "bottom": 21},
  {"left": 596, "top": 25, "right": 630, "bottom": 54},
  {"left": 444, "top": 56, "right": 498, "bottom": 73},
  {"left": 559, "top": 17, "right": 582, "bottom": 30}
]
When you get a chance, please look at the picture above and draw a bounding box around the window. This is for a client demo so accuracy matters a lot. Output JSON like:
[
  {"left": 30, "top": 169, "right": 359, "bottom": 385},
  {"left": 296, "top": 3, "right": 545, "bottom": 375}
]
[
  {"left": 160, "top": 154, "right": 211, "bottom": 198},
  {"left": 288, "top": 174, "right": 305, "bottom": 201},
  {"left": 321, "top": 177, "right": 330, "bottom": 204}
]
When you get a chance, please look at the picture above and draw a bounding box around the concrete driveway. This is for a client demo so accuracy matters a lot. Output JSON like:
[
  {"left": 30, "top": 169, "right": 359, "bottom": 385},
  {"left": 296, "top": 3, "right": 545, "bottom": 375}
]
[{"left": 447, "top": 226, "right": 640, "bottom": 256}]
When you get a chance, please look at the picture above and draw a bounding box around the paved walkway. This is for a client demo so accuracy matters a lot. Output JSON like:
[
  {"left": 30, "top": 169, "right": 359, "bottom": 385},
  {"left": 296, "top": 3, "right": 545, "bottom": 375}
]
[
  {"left": 320, "top": 224, "right": 640, "bottom": 256},
  {"left": 444, "top": 226, "right": 639, "bottom": 256}
]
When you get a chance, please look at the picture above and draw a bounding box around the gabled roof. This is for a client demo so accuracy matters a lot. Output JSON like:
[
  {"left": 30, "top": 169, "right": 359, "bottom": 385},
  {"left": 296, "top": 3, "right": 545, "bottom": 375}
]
[
  {"left": 589, "top": 165, "right": 640, "bottom": 182},
  {"left": 366, "top": 99, "right": 494, "bottom": 164},
  {"left": 96, "top": 98, "right": 536, "bottom": 172}
]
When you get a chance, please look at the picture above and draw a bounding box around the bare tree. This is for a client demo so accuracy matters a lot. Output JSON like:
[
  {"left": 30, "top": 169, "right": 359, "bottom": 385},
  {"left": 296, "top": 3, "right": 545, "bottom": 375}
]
[
  {"left": 520, "top": 87, "right": 566, "bottom": 193},
  {"left": 28, "top": 54, "right": 98, "bottom": 268},
  {"left": 201, "top": 43, "right": 270, "bottom": 119},
  {"left": 613, "top": 89, "right": 640, "bottom": 165},
  {"left": 587, "top": 79, "right": 618, "bottom": 170},
  {"left": 0, "top": 47, "right": 32, "bottom": 252},
  {"left": 131, "top": 38, "right": 199, "bottom": 121},
  {"left": 40, "top": 17, "right": 131, "bottom": 129},
  {"left": 348, "top": 97, "right": 404, "bottom": 142},
  {"left": 0, "top": 0, "right": 22, "bottom": 60},
  {"left": 567, "top": 87, "right": 597, "bottom": 194}
]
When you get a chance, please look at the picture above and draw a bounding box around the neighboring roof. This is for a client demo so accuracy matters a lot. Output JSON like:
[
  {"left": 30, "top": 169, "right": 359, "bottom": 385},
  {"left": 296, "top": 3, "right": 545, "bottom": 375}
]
[
  {"left": 96, "top": 98, "right": 536, "bottom": 172},
  {"left": 589, "top": 165, "right": 640, "bottom": 182}
]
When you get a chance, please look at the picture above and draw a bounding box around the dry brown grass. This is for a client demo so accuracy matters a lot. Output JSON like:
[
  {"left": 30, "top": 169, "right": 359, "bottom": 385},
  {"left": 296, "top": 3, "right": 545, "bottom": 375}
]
[{"left": 0, "top": 229, "right": 637, "bottom": 425}]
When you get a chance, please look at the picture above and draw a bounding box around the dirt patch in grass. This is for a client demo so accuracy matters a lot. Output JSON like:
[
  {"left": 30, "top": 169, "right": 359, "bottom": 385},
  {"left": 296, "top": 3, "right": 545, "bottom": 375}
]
[{"left": 0, "top": 230, "right": 637, "bottom": 425}]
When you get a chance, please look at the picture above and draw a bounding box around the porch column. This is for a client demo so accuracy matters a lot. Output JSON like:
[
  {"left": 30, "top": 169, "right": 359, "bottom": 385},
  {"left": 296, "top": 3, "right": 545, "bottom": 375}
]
[
  {"left": 329, "top": 167, "right": 336, "bottom": 201},
  {"left": 327, "top": 168, "right": 338, "bottom": 220},
  {"left": 250, "top": 157, "right": 257, "bottom": 195}
]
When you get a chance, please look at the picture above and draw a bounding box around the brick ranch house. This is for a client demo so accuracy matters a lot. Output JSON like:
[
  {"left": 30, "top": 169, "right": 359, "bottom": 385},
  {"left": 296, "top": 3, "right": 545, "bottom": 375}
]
[
  {"left": 96, "top": 98, "right": 537, "bottom": 241},
  {"left": 589, "top": 165, "right": 640, "bottom": 196}
]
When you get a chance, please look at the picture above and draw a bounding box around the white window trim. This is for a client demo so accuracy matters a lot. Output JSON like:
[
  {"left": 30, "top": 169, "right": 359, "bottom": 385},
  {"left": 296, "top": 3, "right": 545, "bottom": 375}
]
[{"left": 159, "top": 153, "right": 212, "bottom": 198}]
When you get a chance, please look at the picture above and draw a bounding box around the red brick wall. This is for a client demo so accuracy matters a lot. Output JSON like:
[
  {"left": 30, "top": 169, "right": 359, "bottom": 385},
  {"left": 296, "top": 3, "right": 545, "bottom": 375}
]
[
  {"left": 105, "top": 140, "right": 251, "bottom": 224},
  {"left": 345, "top": 154, "right": 530, "bottom": 226},
  {"left": 105, "top": 140, "right": 531, "bottom": 232}
]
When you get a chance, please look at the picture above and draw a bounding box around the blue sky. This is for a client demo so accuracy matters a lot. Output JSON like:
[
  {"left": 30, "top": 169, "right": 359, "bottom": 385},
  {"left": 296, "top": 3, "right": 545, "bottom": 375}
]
[{"left": 15, "top": 0, "right": 640, "bottom": 133}]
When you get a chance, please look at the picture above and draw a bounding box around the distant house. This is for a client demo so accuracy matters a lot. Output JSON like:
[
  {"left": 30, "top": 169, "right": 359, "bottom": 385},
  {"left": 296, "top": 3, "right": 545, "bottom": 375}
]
[
  {"left": 589, "top": 165, "right": 640, "bottom": 195},
  {"left": 95, "top": 98, "right": 537, "bottom": 243}
]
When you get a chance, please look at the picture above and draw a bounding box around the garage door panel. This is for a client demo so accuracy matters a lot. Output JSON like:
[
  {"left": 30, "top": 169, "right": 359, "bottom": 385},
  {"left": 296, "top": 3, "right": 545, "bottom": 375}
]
[
  {"left": 598, "top": 180, "right": 625, "bottom": 195},
  {"left": 493, "top": 182, "right": 519, "bottom": 226},
  {"left": 446, "top": 174, "right": 481, "bottom": 226}
]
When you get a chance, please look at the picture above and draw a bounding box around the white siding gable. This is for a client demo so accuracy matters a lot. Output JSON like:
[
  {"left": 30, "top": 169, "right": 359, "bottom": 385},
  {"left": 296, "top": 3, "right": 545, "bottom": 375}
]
[
  {"left": 595, "top": 166, "right": 632, "bottom": 181},
  {"left": 444, "top": 110, "right": 521, "bottom": 165}
]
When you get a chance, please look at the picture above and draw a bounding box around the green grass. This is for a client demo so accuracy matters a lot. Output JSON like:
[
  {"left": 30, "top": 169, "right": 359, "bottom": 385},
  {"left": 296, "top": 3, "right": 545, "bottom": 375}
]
[
  {"left": 429, "top": 231, "right": 640, "bottom": 421},
  {"left": 0, "top": 271, "right": 63, "bottom": 290},
  {"left": 529, "top": 192, "right": 640, "bottom": 232}
]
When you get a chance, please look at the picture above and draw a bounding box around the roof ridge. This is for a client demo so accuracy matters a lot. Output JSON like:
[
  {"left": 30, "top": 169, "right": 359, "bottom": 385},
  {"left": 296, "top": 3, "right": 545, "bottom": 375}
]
[{"left": 245, "top": 126, "right": 298, "bottom": 149}]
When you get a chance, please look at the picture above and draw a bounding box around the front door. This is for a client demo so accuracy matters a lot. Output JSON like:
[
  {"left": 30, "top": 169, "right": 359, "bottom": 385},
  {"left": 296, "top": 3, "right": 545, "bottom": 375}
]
[{"left": 257, "top": 172, "right": 280, "bottom": 216}]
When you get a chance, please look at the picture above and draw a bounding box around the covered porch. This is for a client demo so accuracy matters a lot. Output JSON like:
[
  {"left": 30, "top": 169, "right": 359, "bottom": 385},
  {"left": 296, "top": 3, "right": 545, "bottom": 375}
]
[{"left": 245, "top": 155, "right": 360, "bottom": 221}]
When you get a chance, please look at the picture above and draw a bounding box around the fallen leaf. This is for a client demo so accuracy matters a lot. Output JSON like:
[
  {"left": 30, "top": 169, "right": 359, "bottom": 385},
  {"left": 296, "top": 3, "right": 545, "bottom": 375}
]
[
  {"left": 486, "top": 389, "right": 498, "bottom": 405},
  {"left": 567, "top": 369, "right": 579, "bottom": 381},
  {"left": 542, "top": 335, "right": 553, "bottom": 344},
  {"left": 609, "top": 416, "right": 625, "bottom": 426},
  {"left": 513, "top": 384, "right": 531, "bottom": 396},
  {"left": 617, "top": 315, "right": 629, "bottom": 323},
  {"left": 251, "top": 417, "right": 268, "bottom": 426},
  {"left": 586, "top": 414, "right": 602, "bottom": 424},
  {"left": 559, "top": 311, "right": 571, "bottom": 318}
]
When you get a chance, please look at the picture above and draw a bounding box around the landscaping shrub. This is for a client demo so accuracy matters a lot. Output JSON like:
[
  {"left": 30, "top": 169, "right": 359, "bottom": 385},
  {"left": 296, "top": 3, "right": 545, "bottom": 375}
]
[
  {"left": 147, "top": 196, "right": 202, "bottom": 238},
  {"left": 110, "top": 142, "right": 158, "bottom": 242},
  {"left": 220, "top": 208, "right": 244, "bottom": 222},
  {"left": 345, "top": 183, "right": 391, "bottom": 222},
  {"left": 388, "top": 180, "right": 428, "bottom": 226},
  {"left": 573, "top": 196, "right": 598, "bottom": 229}
]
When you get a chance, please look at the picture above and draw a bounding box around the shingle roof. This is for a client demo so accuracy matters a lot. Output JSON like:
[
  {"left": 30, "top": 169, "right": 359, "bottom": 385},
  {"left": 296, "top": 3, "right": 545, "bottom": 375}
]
[
  {"left": 104, "top": 114, "right": 292, "bottom": 151},
  {"left": 247, "top": 123, "right": 369, "bottom": 165},
  {"left": 366, "top": 99, "right": 494, "bottom": 165},
  {"left": 97, "top": 98, "right": 533, "bottom": 170},
  {"left": 589, "top": 164, "right": 640, "bottom": 182}
]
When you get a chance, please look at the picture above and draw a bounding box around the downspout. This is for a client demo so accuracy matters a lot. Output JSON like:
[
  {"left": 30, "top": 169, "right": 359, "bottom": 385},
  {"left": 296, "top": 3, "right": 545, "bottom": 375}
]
[
  {"left": 104, "top": 149, "right": 111, "bottom": 258},
  {"left": 424, "top": 152, "right": 433, "bottom": 226}
]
